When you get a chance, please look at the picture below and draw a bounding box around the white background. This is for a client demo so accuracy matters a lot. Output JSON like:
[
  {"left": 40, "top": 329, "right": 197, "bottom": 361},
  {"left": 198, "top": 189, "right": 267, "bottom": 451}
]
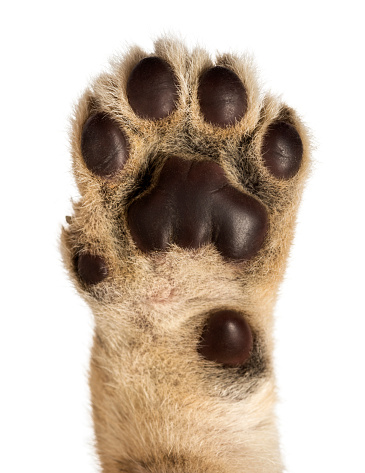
[{"left": 1, "top": 1, "right": 364, "bottom": 472}]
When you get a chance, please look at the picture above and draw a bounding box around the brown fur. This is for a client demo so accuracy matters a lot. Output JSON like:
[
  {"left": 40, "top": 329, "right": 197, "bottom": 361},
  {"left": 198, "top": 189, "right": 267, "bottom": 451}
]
[{"left": 61, "top": 37, "right": 310, "bottom": 472}]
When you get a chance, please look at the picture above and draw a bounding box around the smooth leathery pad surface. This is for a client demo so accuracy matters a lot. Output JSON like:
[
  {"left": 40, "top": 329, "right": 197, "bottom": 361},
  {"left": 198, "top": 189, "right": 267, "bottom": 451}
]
[
  {"left": 261, "top": 121, "right": 303, "bottom": 179},
  {"left": 127, "top": 156, "right": 268, "bottom": 261},
  {"left": 81, "top": 113, "right": 129, "bottom": 177},
  {"left": 198, "top": 310, "right": 253, "bottom": 366},
  {"left": 197, "top": 66, "right": 248, "bottom": 127},
  {"left": 77, "top": 253, "right": 109, "bottom": 285},
  {"left": 126, "top": 57, "right": 178, "bottom": 119}
]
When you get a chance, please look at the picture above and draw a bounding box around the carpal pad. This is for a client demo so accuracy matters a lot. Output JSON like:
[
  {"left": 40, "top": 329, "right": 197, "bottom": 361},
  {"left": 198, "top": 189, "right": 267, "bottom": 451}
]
[{"left": 62, "top": 38, "right": 310, "bottom": 473}]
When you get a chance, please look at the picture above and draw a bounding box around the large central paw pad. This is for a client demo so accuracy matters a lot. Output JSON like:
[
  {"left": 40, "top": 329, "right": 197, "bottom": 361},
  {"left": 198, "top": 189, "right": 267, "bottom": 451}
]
[{"left": 128, "top": 156, "right": 268, "bottom": 260}]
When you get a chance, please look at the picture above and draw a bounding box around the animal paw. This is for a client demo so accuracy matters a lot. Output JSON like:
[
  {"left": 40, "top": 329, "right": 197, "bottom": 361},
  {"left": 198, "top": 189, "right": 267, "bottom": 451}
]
[{"left": 62, "top": 38, "right": 310, "bottom": 473}]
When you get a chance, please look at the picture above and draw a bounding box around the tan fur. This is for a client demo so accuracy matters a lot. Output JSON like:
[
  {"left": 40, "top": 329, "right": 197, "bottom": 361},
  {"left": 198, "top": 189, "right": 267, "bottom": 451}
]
[{"left": 61, "top": 37, "right": 310, "bottom": 472}]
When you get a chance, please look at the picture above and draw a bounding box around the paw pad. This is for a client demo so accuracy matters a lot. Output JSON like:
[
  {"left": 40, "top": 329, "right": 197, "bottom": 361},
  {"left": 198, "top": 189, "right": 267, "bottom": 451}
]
[
  {"left": 126, "top": 57, "right": 178, "bottom": 120},
  {"left": 261, "top": 121, "right": 303, "bottom": 179},
  {"left": 77, "top": 253, "right": 109, "bottom": 285},
  {"left": 128, "top": 156, "right": 268, "bottom": 260},
  {"left": 198, "top": 310, "right": 253, "bottom": 366},
  {"left": 81, "top": 113, "right": 129, "bottom": 177},
  {"left": 197, "top": 66, "right": 248, "bottom": 127}
]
